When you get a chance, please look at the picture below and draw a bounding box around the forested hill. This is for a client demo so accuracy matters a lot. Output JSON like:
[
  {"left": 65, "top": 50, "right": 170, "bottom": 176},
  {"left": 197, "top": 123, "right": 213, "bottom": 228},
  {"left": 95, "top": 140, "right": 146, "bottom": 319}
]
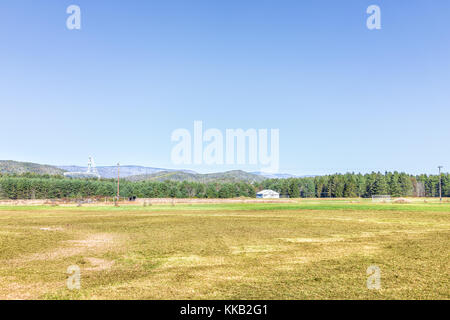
[
  {"left": 125, "top": 170, "right": 266, "bottom": 183},
  {"left": 0, "top": 160, "right": 65, "bottom": 175}
]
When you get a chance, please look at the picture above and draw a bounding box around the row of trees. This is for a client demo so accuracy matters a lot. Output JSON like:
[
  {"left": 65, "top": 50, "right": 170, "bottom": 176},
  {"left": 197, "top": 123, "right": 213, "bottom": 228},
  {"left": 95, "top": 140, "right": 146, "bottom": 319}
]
[
  {"left": 0, "top": 176, "right": 256, "bottom": 200},
  {"left": 0, "top": 172, "right": 448, "bottom": 200},
  {"left": 258, "top": 172, "right": 450, "bottom": 198}
]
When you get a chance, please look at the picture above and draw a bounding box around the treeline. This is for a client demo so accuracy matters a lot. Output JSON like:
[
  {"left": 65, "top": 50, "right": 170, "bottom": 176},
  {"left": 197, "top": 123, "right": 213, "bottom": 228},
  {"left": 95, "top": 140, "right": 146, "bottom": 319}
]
[
  {"left": 0, "top": 172, "right": 448, "bottom": 200},
  {"left": 259, "top": 172, "right": 450, "bottom": 198},
  {"left": 0, "top": 175, "right": 256, "bottom": 199}
]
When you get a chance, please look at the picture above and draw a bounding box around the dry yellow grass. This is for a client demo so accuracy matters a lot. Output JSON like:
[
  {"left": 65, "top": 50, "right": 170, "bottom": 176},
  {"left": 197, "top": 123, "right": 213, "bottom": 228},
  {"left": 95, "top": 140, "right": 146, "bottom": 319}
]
[{"left": 0, "top": 200, "right": 448, "bottom": 300}]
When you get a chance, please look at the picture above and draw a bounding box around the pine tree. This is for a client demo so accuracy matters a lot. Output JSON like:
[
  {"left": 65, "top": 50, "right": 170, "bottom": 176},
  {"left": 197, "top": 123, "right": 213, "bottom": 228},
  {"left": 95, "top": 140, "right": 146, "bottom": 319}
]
[
  {"left": 372, "top": 173, "right": 388, "bottom": 195},
  {"left": 343, "top": 175, "right": 357, "bottom": 198},
  {"left": 398, "top": 174, "right": 413, "bottom": 197},
  {"left": 389, "top": 172, "right": 401, "bottom": 197}
]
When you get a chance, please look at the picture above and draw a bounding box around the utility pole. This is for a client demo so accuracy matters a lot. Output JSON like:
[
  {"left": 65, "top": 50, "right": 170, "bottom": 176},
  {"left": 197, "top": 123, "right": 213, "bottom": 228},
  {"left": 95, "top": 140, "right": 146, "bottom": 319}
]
[
  {"left": 117, "top": 162, "right": 120, "bottom": 200},
  {"left": 438, "top": 166, "right": 443, "bottom": 203}
]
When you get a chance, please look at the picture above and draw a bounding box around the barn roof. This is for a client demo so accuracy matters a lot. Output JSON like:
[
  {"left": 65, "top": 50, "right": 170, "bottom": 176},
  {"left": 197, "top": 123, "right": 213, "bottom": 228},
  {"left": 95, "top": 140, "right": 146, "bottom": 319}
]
[{"left": 257, "top": 189, "right": 279, "bottom": 195}]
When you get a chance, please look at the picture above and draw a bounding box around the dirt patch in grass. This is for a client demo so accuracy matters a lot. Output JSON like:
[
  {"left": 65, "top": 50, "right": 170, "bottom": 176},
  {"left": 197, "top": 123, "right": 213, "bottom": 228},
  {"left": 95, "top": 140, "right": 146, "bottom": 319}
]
[
  {"left": 84, "top": 257, "right": 115, "bottom": 271},
  {"left": 230, "top": 245, "right": 281, "bottom": 254},
  {"left": 9, "top": 233, "right": 118, "bottom": 263},
  {"left": 278, "top": 237, "right": 345, "bottom": 243},
  {"left": 158, "top": 255, "right": 226, "bottom": 268},
  {"left": 37, "top": 227, "right": 65, "bottom": 232},
  {"left": 66, "top": 234, "right": 115, "bottom": 249},
  {"left": 0, "top": 276, "right": 61, "bottom": 300}
]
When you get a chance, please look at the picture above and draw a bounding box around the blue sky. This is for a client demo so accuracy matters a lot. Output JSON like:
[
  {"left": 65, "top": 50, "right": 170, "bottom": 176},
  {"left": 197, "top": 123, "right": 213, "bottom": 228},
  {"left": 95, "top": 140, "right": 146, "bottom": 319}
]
[{"left": 0, "top": 0, "right": 449, "bottom": 175}]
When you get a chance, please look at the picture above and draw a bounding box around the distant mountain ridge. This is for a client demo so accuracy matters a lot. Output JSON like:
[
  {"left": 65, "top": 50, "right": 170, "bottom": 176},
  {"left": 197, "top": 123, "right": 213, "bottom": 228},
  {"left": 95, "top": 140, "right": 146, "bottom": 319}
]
[
  {"left": 1, "top": 160, "right": 300, "bottom": 182},
  {"left": 251, "top": 172, "right": 298, "bottom": 179},
  {"left": 57, "top": 165, "right": 187, "bottom": 179},
  {"left": 125, "top": 170, "right": 266, "bottom": 183},
  {"left": 0, "top": 160, "right": 65, "bottom": 175},
  {"left": 59, "top": 165, "right": 297, "bottom": 181}
]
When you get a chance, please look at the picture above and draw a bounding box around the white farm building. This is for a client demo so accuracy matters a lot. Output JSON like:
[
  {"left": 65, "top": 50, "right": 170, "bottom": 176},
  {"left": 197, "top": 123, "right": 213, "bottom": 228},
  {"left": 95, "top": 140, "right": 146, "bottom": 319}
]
[{"left": 256, "top": 189, "right": 280, "bottom": 199}]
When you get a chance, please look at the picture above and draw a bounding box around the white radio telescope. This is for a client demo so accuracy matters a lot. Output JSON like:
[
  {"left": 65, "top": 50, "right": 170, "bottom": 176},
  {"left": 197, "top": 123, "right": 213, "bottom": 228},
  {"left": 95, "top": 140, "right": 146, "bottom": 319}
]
[{"left": 64, "top": 157, "right": 101, "bottom": 179}]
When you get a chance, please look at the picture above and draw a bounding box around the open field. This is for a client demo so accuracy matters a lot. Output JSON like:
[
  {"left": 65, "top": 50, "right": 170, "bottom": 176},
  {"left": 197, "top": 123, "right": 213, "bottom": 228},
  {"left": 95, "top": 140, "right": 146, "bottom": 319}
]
[{"left": 0, "top": 199, "right": 449, "bottom": 300}]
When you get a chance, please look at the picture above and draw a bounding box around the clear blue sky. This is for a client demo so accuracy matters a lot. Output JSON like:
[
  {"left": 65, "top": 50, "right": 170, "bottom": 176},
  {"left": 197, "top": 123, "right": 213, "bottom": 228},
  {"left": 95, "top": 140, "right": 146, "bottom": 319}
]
[{"left": 0, "top": 0, "right": 449, "bottom": 175}]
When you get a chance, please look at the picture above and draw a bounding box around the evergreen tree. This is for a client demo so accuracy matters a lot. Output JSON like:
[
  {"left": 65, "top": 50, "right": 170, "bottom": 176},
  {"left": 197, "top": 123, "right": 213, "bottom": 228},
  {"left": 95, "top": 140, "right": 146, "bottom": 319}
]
[
  {"left": 372, "top": 173, "right": 388, "bottom": 195},
  {"left": 389, "top": 172, "right": 401, "bottom": 197},
  {"left": 343, "top": 174, "right": 357, "bottom": 198},
  {"left": 398, "top": 174, "right": 413, "bottom": 196}
]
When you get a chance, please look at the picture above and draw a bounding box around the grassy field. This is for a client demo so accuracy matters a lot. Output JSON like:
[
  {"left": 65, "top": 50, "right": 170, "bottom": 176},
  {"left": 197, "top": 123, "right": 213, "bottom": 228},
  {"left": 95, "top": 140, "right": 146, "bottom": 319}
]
[{"left": 0, "top": 199, "right": 449, "bottom": 300}]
